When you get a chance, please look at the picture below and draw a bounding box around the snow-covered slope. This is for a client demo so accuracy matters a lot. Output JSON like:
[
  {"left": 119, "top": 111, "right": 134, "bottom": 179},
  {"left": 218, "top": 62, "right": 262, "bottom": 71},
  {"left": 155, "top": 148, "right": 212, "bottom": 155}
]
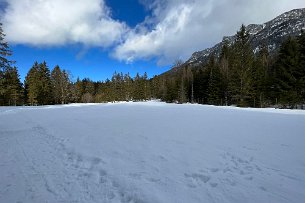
[
  {"left": 1, "top": 102, "right": 305, "bottom": 203},
  {"left": 186, "top": 8, "right": 305, "bottom": 66}
]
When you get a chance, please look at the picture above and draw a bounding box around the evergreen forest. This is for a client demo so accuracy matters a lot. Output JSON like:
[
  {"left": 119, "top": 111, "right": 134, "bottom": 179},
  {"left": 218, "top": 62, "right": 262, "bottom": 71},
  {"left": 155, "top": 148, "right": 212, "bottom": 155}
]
[{"left": 1, "top": 23, "right": 305, "bottom": 108}]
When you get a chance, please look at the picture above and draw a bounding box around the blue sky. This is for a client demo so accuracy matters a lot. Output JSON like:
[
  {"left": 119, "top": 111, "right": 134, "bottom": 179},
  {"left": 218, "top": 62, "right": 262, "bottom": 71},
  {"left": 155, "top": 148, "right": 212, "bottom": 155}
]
[
  {"left": 6, "top": 0, "right": 165, "bottom": 82},
  {"left": 1, "top": 0, "right": 305, "bottom": 82},
  {"left": 12, "top": 45, "right": 163, "bottom": 82},
  {"left": 105, "top": 0, "right": 149, "bottom": 27}
]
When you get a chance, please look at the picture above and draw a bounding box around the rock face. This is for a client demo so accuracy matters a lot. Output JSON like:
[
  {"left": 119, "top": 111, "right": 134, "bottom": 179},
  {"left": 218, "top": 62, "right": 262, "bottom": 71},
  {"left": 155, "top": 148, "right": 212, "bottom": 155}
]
[{"left": 186, "top": 8, "right": 305, "bottom": 66}]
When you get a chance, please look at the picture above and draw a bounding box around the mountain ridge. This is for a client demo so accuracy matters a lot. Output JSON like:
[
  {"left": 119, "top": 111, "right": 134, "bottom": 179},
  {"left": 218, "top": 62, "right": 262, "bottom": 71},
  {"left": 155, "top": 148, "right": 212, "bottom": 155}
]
[{"left": 185, "top": 8, "right": 305, "bottom": 67}]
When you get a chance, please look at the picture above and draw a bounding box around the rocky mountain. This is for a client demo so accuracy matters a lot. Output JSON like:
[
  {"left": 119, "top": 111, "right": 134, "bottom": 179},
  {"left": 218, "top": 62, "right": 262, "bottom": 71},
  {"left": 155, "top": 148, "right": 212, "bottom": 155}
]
[{"left": 186, "top": 8, "right": 305, "bottom": 66}]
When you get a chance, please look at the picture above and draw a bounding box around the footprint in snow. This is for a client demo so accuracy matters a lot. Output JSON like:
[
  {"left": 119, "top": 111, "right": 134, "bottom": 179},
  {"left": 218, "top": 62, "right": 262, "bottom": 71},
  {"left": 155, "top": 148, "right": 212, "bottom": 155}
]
[
  {"left": 259, "top": 186, "right": 267, "bottom": 191},
  {"left": 98, "top": 169, "right": 107, "bottom": 184},
  {"left": 210, "top": 168, "right": 220, "bottom": 173},
  {"left": 184, "top": 173, "right": 211, "bottom": 188},
  {"left": 245, "top": 176, "right": 253, "bottom": 181},
  {"left": 210, "top": 182, "right": 218, "bottom": 187},
  {"left": 128, "top": 173, "right": 142, "bottom": 180}
]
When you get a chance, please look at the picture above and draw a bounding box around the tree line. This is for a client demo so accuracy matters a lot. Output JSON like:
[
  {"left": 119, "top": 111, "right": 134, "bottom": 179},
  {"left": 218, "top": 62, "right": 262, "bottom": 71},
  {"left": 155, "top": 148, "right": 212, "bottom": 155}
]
[
  {"left": 153, "top": 25, "right": 305, "bottom": 108},
  {"left": 1, "top": 23, "right": 305, "bottom": 108},
  {"left": 2, "top": 60, "right": 153, "bottom": 105},
  {"left": 0, "top": 23, "right": 153, "bottom": 105},
  {"left": 0, "top": 23, "right": 23, "bottom": 106}
]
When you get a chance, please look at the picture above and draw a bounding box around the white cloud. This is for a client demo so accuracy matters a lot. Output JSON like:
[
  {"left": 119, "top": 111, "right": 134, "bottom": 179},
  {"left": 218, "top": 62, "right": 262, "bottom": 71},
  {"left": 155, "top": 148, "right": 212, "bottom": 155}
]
[
  {"left": 2, "top": 0, "right": 305, "bottom": 65},
  {"left": 113, "top": 0, "right": 305, "bottom": 65},
  {"left": 2, "top": 0, "right": 127, "bottom": 47},
  {"left": 113, "top": 3, "right": 194, "bottom": 64}
]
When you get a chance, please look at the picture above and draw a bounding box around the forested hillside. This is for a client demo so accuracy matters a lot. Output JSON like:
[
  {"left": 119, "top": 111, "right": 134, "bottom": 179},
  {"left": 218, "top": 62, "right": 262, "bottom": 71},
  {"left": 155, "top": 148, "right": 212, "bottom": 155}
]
[
  {"left": 154, "top": 25, "right": 305, "bottom": 108},
  {"left": 1, "top": 22, "right": 305, "bottom": 108}
]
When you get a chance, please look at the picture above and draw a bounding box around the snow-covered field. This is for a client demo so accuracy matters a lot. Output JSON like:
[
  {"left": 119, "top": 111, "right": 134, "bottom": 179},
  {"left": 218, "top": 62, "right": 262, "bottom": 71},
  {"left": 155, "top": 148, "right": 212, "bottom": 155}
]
[{"left": 1, "top": 102, "right": 305, "bottom": 203}]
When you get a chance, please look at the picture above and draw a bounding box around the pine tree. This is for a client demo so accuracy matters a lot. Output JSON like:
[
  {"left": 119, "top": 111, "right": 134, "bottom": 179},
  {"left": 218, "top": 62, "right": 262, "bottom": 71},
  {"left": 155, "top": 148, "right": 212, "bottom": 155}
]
[
  {"left": 81, "top": 78, "right": 95, "bottom": 103},
  {"left": 253, "top": 44, "right": 270, "bottom": 107},
  {"left": 124, "top": 73, "right": 133, "bottom": 101},
  {"left": 219, "top": 40, "right": 231, "bottom": 106},
  {"left": 143, "top": 72, "right": 150, "bottom": 100},
  {"left": 38, "top": 61, "right": 53, "bottom": 105},
  {"left": 206, "top": 54, "right": 222, "bottom": 105},
  {"left": 111, "top": 71, "right": 121, "bottom": 101},
  {"left": 178, "top": 68, "right": 187, "bottom": 103},
  {"left": 51, "top": 65, "right": 62, "bottom": 104},
  {"left": 273, "top": 37, "right": 299, "bottom": 107},
  {"left": 0, "top": 23, "right": 13, "bottom": 72},
  {"left": 297, "top": 31, "right": 305, "bottom": 106},
  {"left": 51, "top": 65, "right": 71, "bottom": 104},
  {"left": 163, "top": 77, "right": 178, "bottom": 103},
  {"left": 0, "top": 23, "right": 15, "bottom": 105},
  {"left": 61, "top": 70, "right": 71, "bottom": 103},
  {"left": 133, "top": 73, "right": 144, "bottom": 101},
  {"left": 4, "top": 67, "right": 23, "bottom": 105},
  {"left": 72, "top": 77, "right": 83, "bottom": 103},
  {"left": 193, "top": 68, "right": 209, "bottom": 104},
  {"left": 229, "top": 24, "right": 255, "bottom": 106},
  {"left": 25, "top": 62, "right": 53, "bottom": 105},
  {"left": 186, "top": 67, "right": 194, "bottom": 103},
  {"left": 160, "top": 77, "right": 167, "bottom": 101},
  {"left": 25, "top": 62, "right": 40, "bottom": 105}
]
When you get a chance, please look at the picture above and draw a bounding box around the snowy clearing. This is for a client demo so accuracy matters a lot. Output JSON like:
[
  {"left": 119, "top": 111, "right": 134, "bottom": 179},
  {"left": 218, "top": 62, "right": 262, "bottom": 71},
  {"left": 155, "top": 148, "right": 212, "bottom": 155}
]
[{"left": 1, "top": 102, "right": 305, "bottom": 203}]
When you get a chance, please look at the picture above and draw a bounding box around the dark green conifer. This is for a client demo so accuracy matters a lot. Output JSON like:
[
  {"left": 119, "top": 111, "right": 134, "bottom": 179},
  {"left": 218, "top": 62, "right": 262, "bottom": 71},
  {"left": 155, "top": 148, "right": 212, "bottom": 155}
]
[
  {"left": 229, "top": 24, "right": 255, "bottom": 106},
  {"left": 274, "top": 37, "right": 299, "bottom": 107}
]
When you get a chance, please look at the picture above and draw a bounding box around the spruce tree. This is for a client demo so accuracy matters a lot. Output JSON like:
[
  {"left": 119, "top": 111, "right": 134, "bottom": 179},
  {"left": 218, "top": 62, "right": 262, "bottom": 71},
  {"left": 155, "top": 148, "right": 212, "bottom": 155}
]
[
  {"left": 206, "top": 54, "right": 222, "bottom": 105},
  {"left": 51, "top": 65, "right": 71, "bottom": 104},
  {"left": 111, "top": 72, "right": 119, "bottom": 101},
  {"left": 151, "top": 75, "right": 162, "bottom": 99},
  {"left": 163, "top": 77, "right": 178, "bottom": 103},
  {"left": 229, "top": 24, "right": 255, "bottom": 106},
  {"left": 274, "top": 37, "right": 299, "bottom": 107},
  {"left": 193, "top": 68, "right": 209, "bottom": 104},
  {"left": 143, "top": 72, "right": 150, "bottom": 100},
  {"left": 25, "top": 62, "right": 53, "bottom": 105},
  {"left": 51, "top": 65, "right": 62, "bottom": 104},
  {"left": 0, "top": 23, "right": 13, "bottom": 72},
  {"left": 0, "top": 23, "right": 15, "bottom": 105},
  {"left": 186, "top": 67, "right": 194, "bottom": 103},
  {"left": 61, "top": 70, "right": 71, "bottom": 103},
  {"left": 133, "top": 73, "right": 143, "bottom": 101},
  {"left": 178, "top": 68, "right": 187, "bottom": 103},
  {"left": 219, "top": 41, "right": 231, "bottom": 106},
  {"left": 25, "top": 62, "right": 40, "bottom": 105},
  {"left": 297, "top": 31, "right": 305, "bottom": 106},
  {"left": 124, "top": 73, "right": 133, "bottom": 101},
  {"left": 39, "top": 61, "right": 53, "bottom": 105},
  {"left": 72, "top": 77, "right": 83, "bottom": 102},
  {"left": 4, "top": 67, "right": 23, "bottom": 105},
  {"left": 81, "top": 78, "right": 95, "bottom": 103},
  {"left": 253, "top": 44, "right": 270, "bottom": 107}
]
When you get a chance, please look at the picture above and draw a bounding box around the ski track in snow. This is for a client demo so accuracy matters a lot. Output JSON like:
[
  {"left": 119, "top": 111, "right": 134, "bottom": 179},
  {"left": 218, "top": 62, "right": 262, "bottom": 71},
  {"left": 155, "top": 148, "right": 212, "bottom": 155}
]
[{"left": 0, "top": 102, "right": 305, "bottom": 203}]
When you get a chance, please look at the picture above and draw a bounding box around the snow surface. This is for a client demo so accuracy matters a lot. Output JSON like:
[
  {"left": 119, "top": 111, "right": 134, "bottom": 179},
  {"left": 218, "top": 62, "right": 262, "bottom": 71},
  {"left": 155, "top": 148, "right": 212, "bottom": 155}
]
[{"left": 1, "top": 102, "right": 305, "bottom": 203}]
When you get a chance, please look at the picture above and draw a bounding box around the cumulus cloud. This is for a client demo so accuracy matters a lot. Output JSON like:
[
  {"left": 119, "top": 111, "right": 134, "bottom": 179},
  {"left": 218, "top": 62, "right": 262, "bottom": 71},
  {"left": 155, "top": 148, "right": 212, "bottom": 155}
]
[
  {"left": 2, "top": 0, "right": 127, "bottom": 47},
  {"left": 114, "top": 2, "right": 194, "bottom": 64},
  {"left": 1, "top": 0, "right": 305, "bottom": 65},
  {"left": 113, "top": 0, "right": 305, "bottom": 65}
]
